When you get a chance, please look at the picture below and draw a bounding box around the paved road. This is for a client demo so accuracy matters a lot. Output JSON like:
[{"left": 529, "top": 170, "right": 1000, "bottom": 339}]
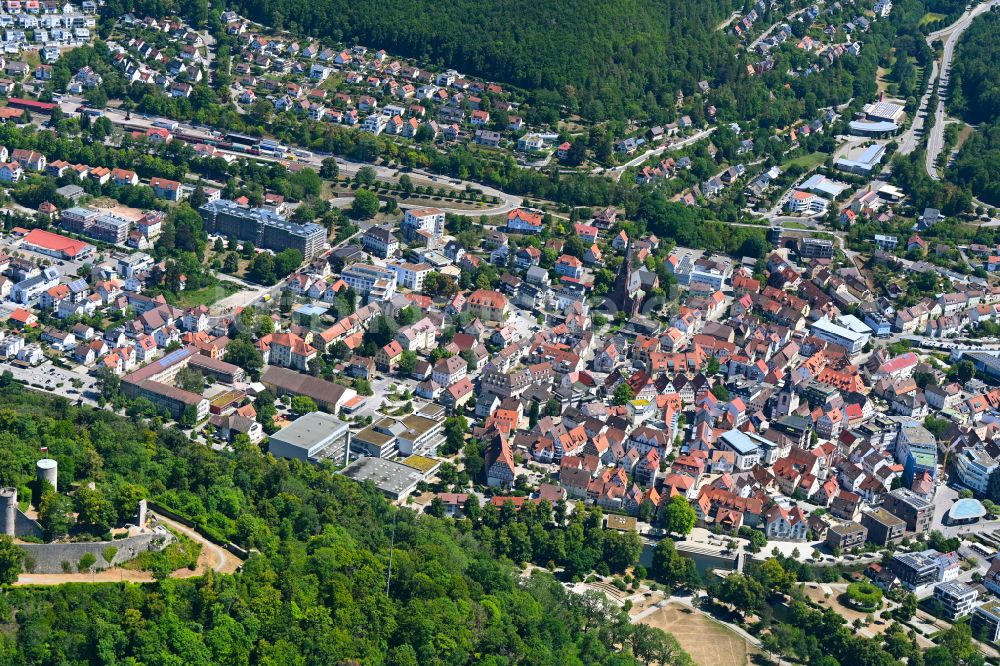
[
  {"left": 748, "top": 5, "right": 811, "bottom": 51},
  {"left": 595, "top": 128, "right": 716, "bottom": 181},
  {"left": 897, "top": 1, "right": 998, "bottom": 167},
  {"left": 924, "top": 0, "right": 999, "bottom": 178},
  {"left": 897, "top": 60, "right": 938, "bottom": 158},
  {"left": 716, "top": 10, "right": 741, "bottom": 31},
  {"left": 55, "top": 96, "right": 524, "bottom": 217}
]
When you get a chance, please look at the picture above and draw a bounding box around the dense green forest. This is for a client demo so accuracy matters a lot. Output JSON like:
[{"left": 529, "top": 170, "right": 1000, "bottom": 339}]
[
  {"left": 0, "top": 382, "right": 690, "bottom": 664},
  {"left": 946, "top": 7, "right": 1000, "bottom": 206},
  {"left": 228, "top": 0, "right": 737, "bottom": 121}
]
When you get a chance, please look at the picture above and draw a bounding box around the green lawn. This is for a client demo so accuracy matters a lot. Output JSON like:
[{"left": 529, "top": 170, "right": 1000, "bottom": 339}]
[
  {"left": 782, "top": 151, "right": 827, "bottom": 171},
  {"left": 920, "top": 12, "right": 946, "bottom": 25},
  {"left": 166, "top": 282, "right": 240, "bottom": 309}
]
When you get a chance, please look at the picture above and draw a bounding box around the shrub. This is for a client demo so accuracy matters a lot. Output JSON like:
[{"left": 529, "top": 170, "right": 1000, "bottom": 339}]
[{"left": 844, "top": 581, "right": 883, "bottom": 611}]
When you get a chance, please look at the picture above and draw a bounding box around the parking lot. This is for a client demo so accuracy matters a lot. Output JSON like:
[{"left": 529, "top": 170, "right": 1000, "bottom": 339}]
[{"left": 0, "top": 357, "right": 97, "bottom": 404}]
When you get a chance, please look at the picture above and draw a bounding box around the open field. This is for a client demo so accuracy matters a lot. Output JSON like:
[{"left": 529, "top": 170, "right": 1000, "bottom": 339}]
[
  {"left": 782, "top": 151, "right": 826, "bottom": 171},
  {"left": 920, "top": 11, "right": 947, "bottom": 25},
  {"left": 166, "top": 281, "right": 242, "bottom": 308},
  {"left": 638, "top": 603, "right": 752, "bottom": 666},
  {"left": 877, "top": 66, "right": 891, "bottom": 95}
]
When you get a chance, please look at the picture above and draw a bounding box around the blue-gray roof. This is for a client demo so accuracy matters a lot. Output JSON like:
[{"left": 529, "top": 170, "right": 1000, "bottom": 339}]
[
  {"left": 720, "top": 428, "right": 760, "bottom": 455},
  {"left": 950, "top": 498, "right": 986, "bottom": 520}
]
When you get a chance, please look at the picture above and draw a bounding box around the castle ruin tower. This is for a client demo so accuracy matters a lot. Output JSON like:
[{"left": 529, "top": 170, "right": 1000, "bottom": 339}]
[
  {"left": 36, "top": 458, "right": 58, "bottom": 493},
  {"left": 0, "top": 487, "right": 16, "bottom": 537}
]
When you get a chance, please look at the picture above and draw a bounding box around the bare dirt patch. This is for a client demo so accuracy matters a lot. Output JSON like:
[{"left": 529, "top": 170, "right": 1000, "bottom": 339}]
[{"left": 638, "top": 603, "right": 751, "bottom": 666}]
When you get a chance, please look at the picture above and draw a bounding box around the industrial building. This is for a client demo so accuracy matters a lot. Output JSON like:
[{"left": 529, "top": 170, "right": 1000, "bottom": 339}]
[
  {"left": 267, "top": 411, "right": 351, "bottom": 463},
  {"left": 834, "top": 143, "right": 887, "bottom": 175},
  {"left": 20, "top": 228, "right": 95, "bottom": 260},
  {"left": 338, "top": 457, "right": 426, "bottom": 501},
  {"left": 199, "top": 199, "right": 325, "bottom": 260}
]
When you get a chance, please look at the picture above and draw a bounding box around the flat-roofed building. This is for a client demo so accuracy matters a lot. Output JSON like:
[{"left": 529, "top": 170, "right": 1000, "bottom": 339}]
[
  {"left": 934, "top": 581, "right": 979, "bottom": 621},
  {"left": 835, "top": 143, "right": 886, "bottom": 174},
  {"left": 339, "top": 457, "right": 425, "bottom": 501},
  {"left": 350, "top": 403, "right": 447, "bottom": 458},
  {"left": 882, "top": 487, "right": 933, "bottom": 534},
  {"left": 800, "top": 237, "right": 834, "bottom": 259},
  {"left": 341, "top": 263, "right": 397, "bottom": 302},
  {"left": 352, "top": 422, "right": 399, "bottom": 458},
  {"left": 267, "top": 411, "right": 351, "bottom": 463},
  {"left": 199, "top": 199, "right": 325, "bottom": 260},
  {"left": 863, "top": 100, "right": 906, "bottom": 124},
  {"left": 955, "top": 444, "right": 998, "bottom": 494},
  {"left": 973, "top": 599, "right": 1000, "bottom": 643},
  {"left": 889, "top": 550, "right": 940, "bottom": 592},
  {"left": 825, "top": 521, "right": 867, "bottom": 552},
  {"left": 810, "top": 316, "right": 870, "bottom": 355},
  {"left": 717, "top": 428, "right": 766, "bottom": 470},
  {"left": 861, "top": 507, "right": 905, "bottom": 546}
]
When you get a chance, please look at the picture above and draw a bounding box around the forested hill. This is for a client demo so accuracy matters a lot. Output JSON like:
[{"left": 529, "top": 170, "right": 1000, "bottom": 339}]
[
  {"left": 231, "top": 0, "right": 738, "bottom": 120},
  {"left": 948, "top": 8, "right": 1000, "bottom": 124},
  {"left": 0, "top": 383, "right": 691, "bottom": 664},
  {"left": 946, "top": 7, "right": 1000, "bottom": 205}
]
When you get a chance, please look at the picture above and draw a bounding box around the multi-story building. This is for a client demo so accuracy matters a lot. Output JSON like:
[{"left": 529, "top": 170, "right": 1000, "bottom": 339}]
[
  {"left": 119, "top": 346, "right": 244, "bottom": 420},
  {"left": 825, "top": 521, "right": 867, "bottom": 552},
  {"left": 882, "top": 488, "right": 933, "bottom": 534},
  {"left": 199, "top": 199, "right": 325, "bottom": 260},
  {"left": 268, "top": 333, "right": 317, "bottom": 372},
  {"left": 464, "top": 289, "right": 510, "bottom": 322},
  {"left": 61, "top": 207, "right": 131, "bottom": 244},
  {"left": 810, "top": 316, "right": 870, "bottom": 355},
  {"left": 799, "top": 237, "right": 834, "bottom": 259},
  {"left": 60, "top": 206, "right": 99, "bottom": 234},
  {"left": 432, "top": 355, "right": 467, "bottom": 387},
  {"left": 974, "top": 599, "right": 1000, "bottom": 643},
  {"left": 717, "top": 428, "right": 764, "bottom": 470},
  {"left": 351, "top": 404, "right": 447, "bottom": 458},
  {"left": 91, "top": 214, "right": 131, "bottom": 244},
  {"left": 388, "top": 261, "right": 432, "bottom": 291},
  {"left": 955, "top": 444, "right": 998, "bottom": 494},
  {"left": 341, "top": 264, "right": 397, "bottom": 302},
  {"left": 485, "top": 433, "right": 515, "bottom": 489},
  {"left": 934, "top": 581, "right": 979, "bottom": 621},
  {"left": 362, "top": 225, "right": 398, "bottom": 258},
  {"left": 894, "top": 425, "right": 938, "bottom": 487},
  {"left": 889, "top": 550, "right": 941, "bottom": 592},
  {"left": 861, "top": 508, "right": 905, "bottom": 546},
  {"left": 401, "top": 207, "right": 445, "bottom": 241}
]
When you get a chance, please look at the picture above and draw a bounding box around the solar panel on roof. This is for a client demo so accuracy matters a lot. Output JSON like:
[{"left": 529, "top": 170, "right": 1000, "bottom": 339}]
[{"left": 158, "top": 347, "right": 190, "bottom": 367}]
